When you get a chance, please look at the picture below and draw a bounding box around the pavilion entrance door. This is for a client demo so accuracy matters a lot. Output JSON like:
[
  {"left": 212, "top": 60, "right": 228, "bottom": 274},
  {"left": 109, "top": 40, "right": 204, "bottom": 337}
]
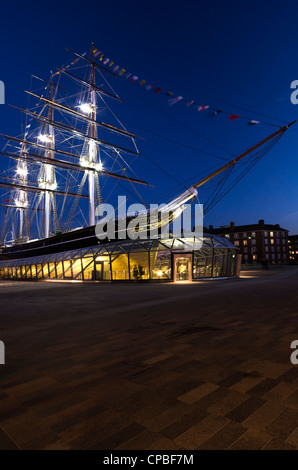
[
  {"left": 94, "top": 261, "right": 104, "bottom": 280},
  {"left": 173, "top": 253, "right": 193, "bottom": 282}
]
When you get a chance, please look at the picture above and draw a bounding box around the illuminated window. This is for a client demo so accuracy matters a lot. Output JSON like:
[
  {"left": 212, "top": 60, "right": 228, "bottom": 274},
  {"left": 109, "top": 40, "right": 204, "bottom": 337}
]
[
  {"left": 270, "top": 232, "right": 274, "bottom": 237},
  {"left": 243, "top": 240, "right": 248, "bottom": 246}
]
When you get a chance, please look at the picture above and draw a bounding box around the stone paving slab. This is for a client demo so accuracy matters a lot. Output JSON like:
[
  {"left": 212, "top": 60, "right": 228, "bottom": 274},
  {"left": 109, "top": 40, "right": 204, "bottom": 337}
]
[{"left": 0, "top": 268, "right": 297, "bottom": 449}]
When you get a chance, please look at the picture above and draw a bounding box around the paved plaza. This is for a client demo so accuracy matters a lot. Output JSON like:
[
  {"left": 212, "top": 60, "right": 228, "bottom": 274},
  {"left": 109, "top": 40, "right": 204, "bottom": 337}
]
[{"left": 0, "top": 268, "right": 297, "bottom": 449}]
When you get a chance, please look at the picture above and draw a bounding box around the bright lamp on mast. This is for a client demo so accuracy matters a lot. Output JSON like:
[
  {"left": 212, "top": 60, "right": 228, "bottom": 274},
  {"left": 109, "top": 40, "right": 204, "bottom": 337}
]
[
  {"left": 38, "top": 134, "right": 52, "bottom": 143},
  {"left": 79, "top": 103, "right": 94, "bottom": 114},
  {"left": 16, "top": 167, "right": 27, "bottom": 177}
]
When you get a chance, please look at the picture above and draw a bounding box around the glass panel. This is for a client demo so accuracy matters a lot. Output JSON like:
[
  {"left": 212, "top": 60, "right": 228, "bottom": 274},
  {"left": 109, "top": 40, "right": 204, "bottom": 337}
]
[
  {"left": 56, "top": 262, "right": 64, "bottom": 280},
  {"left": 72, "top": 259, "right": 83, "bottom": 280},
  {"left": 42, "top": 263, "right": 49, "bottom": 279},
  {"left": 212, "top": 249, "right": 227, "bottom": 277},
  {"left": 150, "top": 251, "right": 171, "bottom": 279},
  {"left": 82, "top": 257, "right": 95, "bottom": 281},
  {"left": 111, "top": 254, "right": 129, "bottom": 280},
  {"left": 31, "top": 265, "right": 37, "bottom": 279},
  {"left": 175, "top": 257, "right": 189, "bottom": 281},
  {"left": 94, "top": 255, "right": 111, "bottom": 280},
  {"left": 36, "top": 264, "right": 43, "bottom": 279},
  {"left": 129, "top": 251, "right": 149, "bottom": 280},
  {"left": 193, "top": 250, "right": 213, "bottom": 278},
  {"left": 25, "top": 265, "right": 31, "bottom": 279},
  {"left": 63, "top": 260, "right": 72, "bottom": 279},
  {"left": 48, "top": 262, "right": 56, "bottom": 279}
]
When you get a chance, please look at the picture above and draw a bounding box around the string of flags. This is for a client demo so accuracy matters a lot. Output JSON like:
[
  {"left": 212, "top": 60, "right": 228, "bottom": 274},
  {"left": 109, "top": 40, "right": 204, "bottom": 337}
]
[
  {"left": 33, "top": 48, "right": 262, "bottom": 126},
  {"left": 93, "top": 47, "right": 261, "bottom": 126}
]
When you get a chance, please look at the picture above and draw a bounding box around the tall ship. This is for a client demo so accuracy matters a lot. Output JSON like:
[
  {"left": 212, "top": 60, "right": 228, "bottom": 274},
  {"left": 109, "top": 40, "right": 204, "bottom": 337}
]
[{"left": 0, "top": 45, "right": 294, "bottom": 282}]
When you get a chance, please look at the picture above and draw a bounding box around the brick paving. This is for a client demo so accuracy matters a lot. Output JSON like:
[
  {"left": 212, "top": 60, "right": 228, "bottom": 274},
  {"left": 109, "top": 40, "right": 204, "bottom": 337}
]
[{"left": 0, "top": 267, "right": 297, "bottom": 449}]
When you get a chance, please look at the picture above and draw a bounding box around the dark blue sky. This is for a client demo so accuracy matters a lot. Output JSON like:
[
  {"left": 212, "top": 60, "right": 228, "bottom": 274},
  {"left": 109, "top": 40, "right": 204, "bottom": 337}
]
[{"left": 1, "top": 0, "right": 298, "bottom": 233}]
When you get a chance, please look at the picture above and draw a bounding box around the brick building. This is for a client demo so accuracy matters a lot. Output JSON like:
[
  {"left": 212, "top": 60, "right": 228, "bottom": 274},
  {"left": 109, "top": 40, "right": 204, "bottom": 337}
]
[
  {"left": 288, "top": 235, "right": 298, "bottom": 264},
  {"left": 208, "top": 220, "right": 288, "bottom": 264}
]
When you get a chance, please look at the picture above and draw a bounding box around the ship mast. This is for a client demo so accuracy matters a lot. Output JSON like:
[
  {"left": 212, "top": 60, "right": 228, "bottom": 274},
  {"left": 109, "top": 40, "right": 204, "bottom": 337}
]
[
  {"left": 15, "top": 140, "right": 28, "bottom": 240},
  {"left": 38, "top": 73, "right": 56, "bottom": 238},
  {"left": 88, "top": 44, "right": 97, "bottom": 226}
]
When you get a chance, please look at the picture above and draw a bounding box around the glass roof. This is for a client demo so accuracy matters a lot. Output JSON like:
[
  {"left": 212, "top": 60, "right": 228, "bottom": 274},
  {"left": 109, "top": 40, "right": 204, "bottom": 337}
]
[{"left": 0, "top": 234, "right": 237, "bottom": 267}]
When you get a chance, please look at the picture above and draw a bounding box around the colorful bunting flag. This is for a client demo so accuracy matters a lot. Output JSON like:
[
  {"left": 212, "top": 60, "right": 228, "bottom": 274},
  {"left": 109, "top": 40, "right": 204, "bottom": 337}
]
[
  {"left": 130, "top": 76, "right": 139, "bottom": 82},
  {"left": 186, "top": 100, "right": 195, "bottom": 107},
  {"left": 154, "top": 87, "right": 162, "bottom": 93},
  {"left": 145, "top": 84, "right": 154, "bottom": 91},
  {"left": 213, "top": 109, "right": 223, "bottom": 115},
  {"left": 248, "top": 120, "right": 260, "bottom": 125},
  {"left": 228, "top": 114, "right": 240, "bottom": 120},
  {"left": 198, "top": 105, "right": 210, "bottom": 112},
  {"left": 168, "top": 96, "right": 183, "bottom": 106}
]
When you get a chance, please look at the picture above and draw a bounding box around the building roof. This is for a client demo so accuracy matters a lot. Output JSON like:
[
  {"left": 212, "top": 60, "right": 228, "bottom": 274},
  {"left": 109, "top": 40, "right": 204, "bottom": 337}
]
[{"left": 208, "top": 219, "right": 288, "bottom": 234}]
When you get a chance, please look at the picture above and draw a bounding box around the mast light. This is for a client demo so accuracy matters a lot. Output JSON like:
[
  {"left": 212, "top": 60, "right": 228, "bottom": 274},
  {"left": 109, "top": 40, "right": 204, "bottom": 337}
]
[
  {"left": 38, "top": 134, "right": 52, "bottom": 143},
  {"left": 16, "top": 167, "right": 28, "bottom": 177},
  {"left": 79, "top": 158, "right": 103, "bottom": 171},
  {"left": 79, "top": 103, "right": 94, "bottom": 114}
]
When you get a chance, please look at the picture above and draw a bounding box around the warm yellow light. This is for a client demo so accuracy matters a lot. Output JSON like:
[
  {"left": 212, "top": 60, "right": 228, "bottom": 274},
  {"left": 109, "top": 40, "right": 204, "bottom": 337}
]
[{"left": 157, "top": 270, "right": 163, "bottom": 276}]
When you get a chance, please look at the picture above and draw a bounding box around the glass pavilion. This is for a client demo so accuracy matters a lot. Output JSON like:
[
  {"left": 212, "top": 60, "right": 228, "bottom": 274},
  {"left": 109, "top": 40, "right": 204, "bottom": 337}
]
[{"left": 0, "top": 235, "right": 238, "bottom": 282}]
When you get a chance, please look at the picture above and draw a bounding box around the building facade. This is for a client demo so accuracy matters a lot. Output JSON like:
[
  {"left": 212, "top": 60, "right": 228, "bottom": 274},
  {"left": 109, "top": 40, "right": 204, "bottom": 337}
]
[
  {"left": 0, "top": 235, "right": 238, "bottom": 282},
  {"left": 288, "top": 235, "right": 298, "bottom": 264},
  {"left": 208, "top": 220, "right": 288, "bottom": 264}
]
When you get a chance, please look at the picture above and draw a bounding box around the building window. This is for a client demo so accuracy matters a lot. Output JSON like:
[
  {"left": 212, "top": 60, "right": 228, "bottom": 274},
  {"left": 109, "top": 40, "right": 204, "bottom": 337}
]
[
  {"left": 270, "top": 239, "right": 274, "bottom": 245},
  {"left": 282, "top": 232, "right": 286, "bottom": 238},
  {"left": 234, "top": 233, "right": 239, "bottom": 239},
  {"left": 270, "top": 231, "right": 274, "bottom": 237},
  {"left": 243, "top": 232, "right": 247, "bottom": 238},
  {"left": 252, "top": 239, "right": 256, "bottom": 245},
  {"left": 264, "top": 231, "right": 268, "bottom": 237},
  {"left": 251, "top": 232, "right": 256, "bottom": 237},
  {"left": 265, "top": 239, "right": 268, "bottom": 245},
  {"left": 234, "top": 240, "right": 239, "bottom": 246},
  {"left": 282, "top": 239, "right": 285, "bottom": 244},
  {"left": 265, "top": 246, "right": 269, "bottom": 252},
  {"left": 243, "top": 240, "right": 248, "bottom": 246}
]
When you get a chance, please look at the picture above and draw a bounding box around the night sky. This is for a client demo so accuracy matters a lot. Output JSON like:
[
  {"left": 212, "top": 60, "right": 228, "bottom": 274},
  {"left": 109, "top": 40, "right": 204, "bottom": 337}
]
[{"left": 1, "top": 0, "right": 298, "bottom": 234}]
